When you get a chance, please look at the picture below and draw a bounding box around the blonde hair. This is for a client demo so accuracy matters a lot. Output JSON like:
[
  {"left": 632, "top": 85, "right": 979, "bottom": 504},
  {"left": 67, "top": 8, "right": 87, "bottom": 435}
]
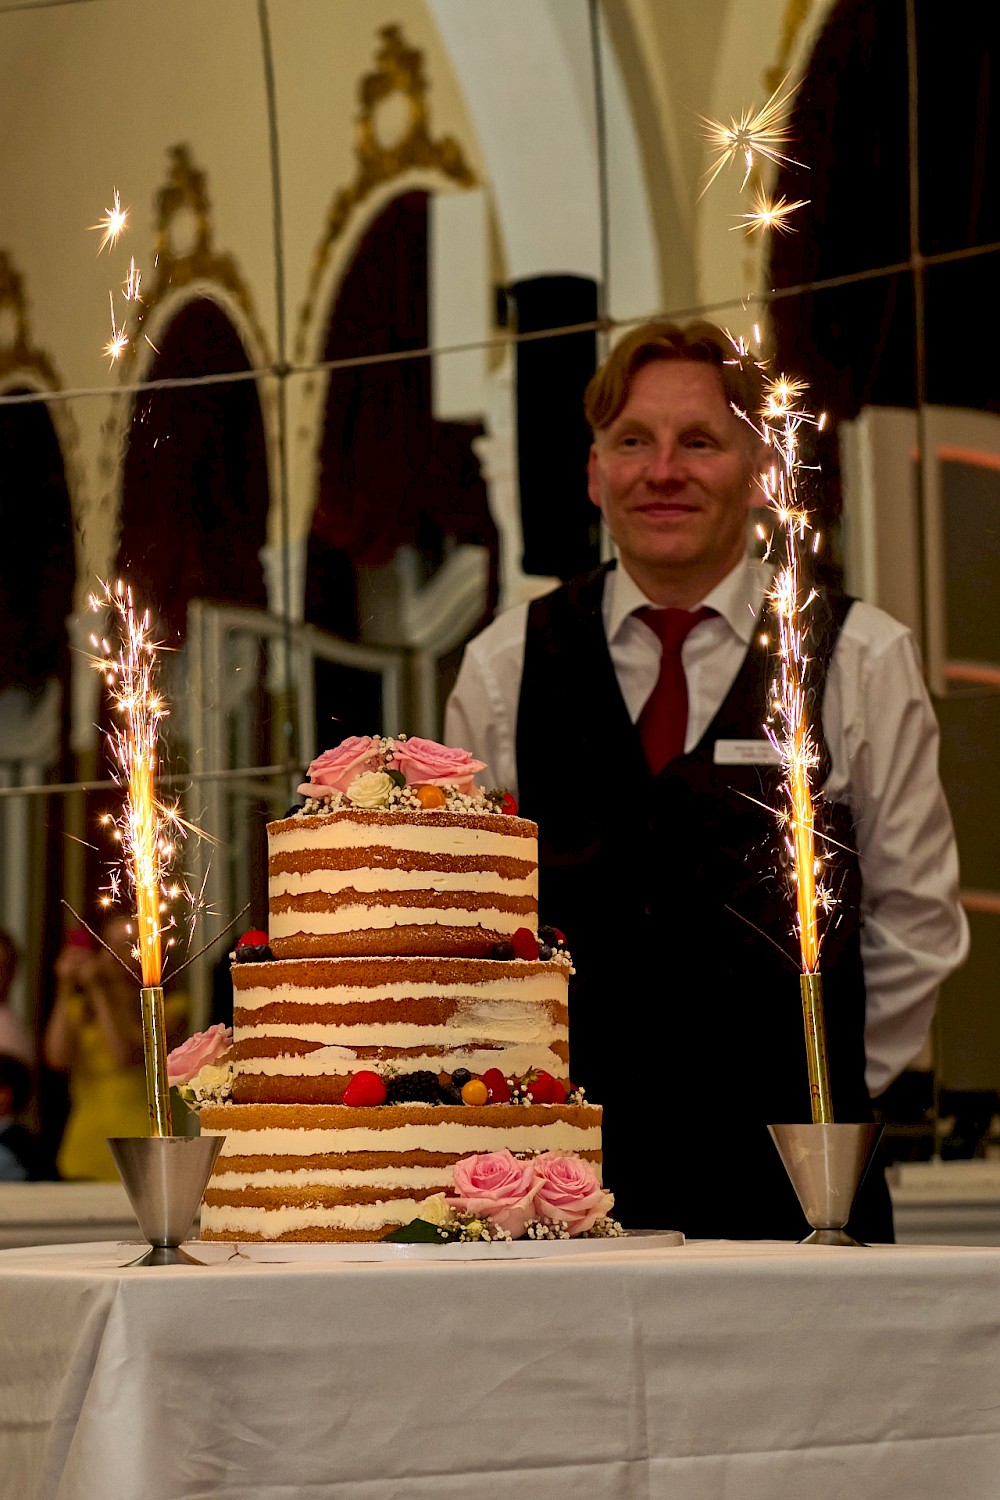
[{"left": 584, "top": 318, "right": 766, "bottom": 433}]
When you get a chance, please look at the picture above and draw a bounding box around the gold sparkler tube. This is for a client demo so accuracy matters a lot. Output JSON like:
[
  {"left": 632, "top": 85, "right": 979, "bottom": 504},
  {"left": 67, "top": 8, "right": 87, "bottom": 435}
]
[
  {"left": 140, "top": 986, "right": 173, "bottom": 1136},
  {"left": 799, "top": 972, "right": 833, "bottom": 1124}
]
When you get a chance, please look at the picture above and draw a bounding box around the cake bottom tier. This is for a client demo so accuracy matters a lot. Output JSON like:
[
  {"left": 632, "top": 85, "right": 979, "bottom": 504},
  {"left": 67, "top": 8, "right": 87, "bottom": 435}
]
[{"left": 198, "top": 1100, "right": 603, "bottom": 1242}]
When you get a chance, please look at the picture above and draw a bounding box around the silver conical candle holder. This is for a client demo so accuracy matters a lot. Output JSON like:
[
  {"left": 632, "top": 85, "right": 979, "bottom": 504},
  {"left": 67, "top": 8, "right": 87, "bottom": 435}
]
[
  {"left": 768, "top": 1122, "right": 883, "bottom": 1246},
  {"left": 108, "top": 1134, "right": 225, "bottom": 1266}
]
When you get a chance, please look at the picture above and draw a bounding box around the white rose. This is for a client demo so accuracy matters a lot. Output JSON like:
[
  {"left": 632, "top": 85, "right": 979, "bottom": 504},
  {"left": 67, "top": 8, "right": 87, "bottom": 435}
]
[
  {"left": 416, "top": 1193, "right": 455, "bottom": 1227},
  {"left": 181, "top": 1059, "right": 234, "bottom": 1109},
  {"left": 346, "top": 771, "right": 395, "bottom": 809}
]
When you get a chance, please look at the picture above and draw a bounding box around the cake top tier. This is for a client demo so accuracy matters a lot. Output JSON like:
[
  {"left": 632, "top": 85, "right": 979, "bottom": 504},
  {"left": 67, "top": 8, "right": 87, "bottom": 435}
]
[{"left": 294, "top": 734, "right": 512, "bottom": 818}]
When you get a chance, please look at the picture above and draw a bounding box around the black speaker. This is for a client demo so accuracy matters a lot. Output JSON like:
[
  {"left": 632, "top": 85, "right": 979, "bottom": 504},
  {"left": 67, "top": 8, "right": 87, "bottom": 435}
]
[{"left": 509, "top": 275, "right": 601, "bottom": 581}]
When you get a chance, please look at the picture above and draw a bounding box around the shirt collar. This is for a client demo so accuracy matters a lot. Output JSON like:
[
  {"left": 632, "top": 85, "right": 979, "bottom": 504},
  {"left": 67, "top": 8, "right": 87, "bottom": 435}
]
[{"left": 605, "top": 555, "right": 772, "bottom": 645}]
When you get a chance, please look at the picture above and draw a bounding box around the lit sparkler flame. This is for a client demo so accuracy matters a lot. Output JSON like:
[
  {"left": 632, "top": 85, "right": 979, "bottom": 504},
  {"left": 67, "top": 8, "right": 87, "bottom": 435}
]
[
  {"left": 122, "top": 257, "right": 142, "bottom": 302},
  {"left": 756, "top": 382, "right": 827, "bottom": 975},
  {"left": 735, "top": 191, "right": 810, "bottom": 236},
  {"left": 102, "top": 291, "right": 129, "bottom": 367},
  {"left": 90, "top": 188, "right": 129, "bottom": 254},
  {"left": 87, "top": 580, "right": 190, "bottom": 987},
  {"left": 699, "top": 76, "right": 805, "bottom": 196},
  {"left": 706, "top": 85, "right": 833, "bottom": 1119},
  {"left": 91, "top": 191, "right": 147, "bottom": 366}
]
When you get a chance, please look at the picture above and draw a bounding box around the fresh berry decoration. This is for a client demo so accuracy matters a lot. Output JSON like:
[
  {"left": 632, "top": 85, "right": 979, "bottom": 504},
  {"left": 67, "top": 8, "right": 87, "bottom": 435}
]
[
  {"left": 461, "top": 1078, "right": 489, "bottom": 1106},
  {"left": 538, "top": 925, "right": 567, "bottom": 950},
  {"left": 511, "top": 927, "right": 539, "bottom": 961},
  {"left": 343, "top": 1071, "right": 388, "bottom": 1107},
  {"left": 234, "top": 929, "right": 272, "bottom": 963},
  {"left": 481, "top": 1067, "right": 511, "bottom": 1104},
  {"left": 500, "top": 792, "right": 518, "bottom": 816},
  {"left": 524, "top": 1070, "right": 567, "bottom": 1105},
  {"left": 385, "top": 1070, "right": 443, "bottom": 1104},
  {"left": 451, "top": 1068, "right": 473, "bottom": 1090},
  {"left": 490, "top": 940, "right": 515, "bottom": 961},
  {"left": 415, "top": 783, "right": 448, "bottom": 809},
  {"left": 438, "top": 1084, "right": 463, "bottom": 1105}
]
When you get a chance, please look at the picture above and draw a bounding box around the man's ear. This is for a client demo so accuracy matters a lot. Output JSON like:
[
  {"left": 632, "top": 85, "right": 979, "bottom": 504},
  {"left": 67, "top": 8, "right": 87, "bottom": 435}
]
[
  {"left": 748, "top": 440, "right": 773, "bottom": 510},
  {"left": 587, "top": 445, "right": 602, "bottom": 510}
]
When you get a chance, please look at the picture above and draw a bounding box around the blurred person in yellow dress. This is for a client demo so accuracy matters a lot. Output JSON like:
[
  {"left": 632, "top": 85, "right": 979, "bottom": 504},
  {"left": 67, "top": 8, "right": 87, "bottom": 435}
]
[{"left": 43, "top": 917, "right": 187, "bottom": 1180}]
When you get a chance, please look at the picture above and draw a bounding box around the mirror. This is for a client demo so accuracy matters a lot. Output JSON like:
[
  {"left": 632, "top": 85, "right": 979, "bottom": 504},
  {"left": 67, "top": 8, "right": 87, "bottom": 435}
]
[{"left": 0, "top": 0, "right": 994, "bottom": 1176}]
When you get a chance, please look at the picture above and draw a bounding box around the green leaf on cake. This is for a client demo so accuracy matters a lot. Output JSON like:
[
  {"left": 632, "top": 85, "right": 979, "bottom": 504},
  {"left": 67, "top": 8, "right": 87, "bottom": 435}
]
[{"left": 381, "top": 1217, "right": 448, "bottom": 1243}]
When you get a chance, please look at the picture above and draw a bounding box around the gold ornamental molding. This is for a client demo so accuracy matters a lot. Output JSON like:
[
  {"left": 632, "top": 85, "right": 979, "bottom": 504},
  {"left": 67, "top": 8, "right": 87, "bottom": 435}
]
[
  {"left": 116, "top": 143, "right": 270, "bottom": 374},
  {"left": 0, "top": 249, "right": 83, "bottom": 527},
  {"left": 0, "top": 250, "right": 61, "bottom": 391},
  {"left": 764, "top": 0, "right": 816, "bottom": 97},
  {"left": 294, "top": 23, "right": 478, "bottom": 362}
]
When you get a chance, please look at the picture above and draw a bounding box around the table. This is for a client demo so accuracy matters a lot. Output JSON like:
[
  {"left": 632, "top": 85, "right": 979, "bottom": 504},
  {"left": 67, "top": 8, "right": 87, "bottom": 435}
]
[{"left": 3, "top": 1236, "right": 1000, "bottom": 1499}]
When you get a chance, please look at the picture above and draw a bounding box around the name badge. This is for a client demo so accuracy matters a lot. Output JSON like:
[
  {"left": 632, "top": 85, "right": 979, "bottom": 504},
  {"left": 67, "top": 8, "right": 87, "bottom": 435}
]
[{"left": 713, "top": 739, "right": 781, "bottom": 766}]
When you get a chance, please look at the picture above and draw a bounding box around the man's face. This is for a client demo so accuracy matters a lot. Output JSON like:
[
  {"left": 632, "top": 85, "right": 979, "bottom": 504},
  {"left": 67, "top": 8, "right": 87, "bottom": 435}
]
[{"left": 587, "top": 359, "right": 763, "bottom": 601}]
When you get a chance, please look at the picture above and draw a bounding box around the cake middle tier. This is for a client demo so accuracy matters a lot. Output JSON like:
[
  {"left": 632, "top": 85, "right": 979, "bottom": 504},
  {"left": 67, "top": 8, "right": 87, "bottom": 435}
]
[{"left": 231, "top": 954, "right": 571, "bottom": 1103}]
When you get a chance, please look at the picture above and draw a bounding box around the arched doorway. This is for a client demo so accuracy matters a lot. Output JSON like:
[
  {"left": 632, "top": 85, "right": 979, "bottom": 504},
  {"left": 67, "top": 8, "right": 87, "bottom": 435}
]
[
  {"left": 0, "top": 390, "right": 74, "bottom": 696},
  {"left": 0, "top": 388, "right": 75, "bottom": 1164},
  {"left": 306, "top": 190, "right": 497, "bottom": 736},
  {"left": 117, "top": 297, "right": 269, "bottom": 640}
]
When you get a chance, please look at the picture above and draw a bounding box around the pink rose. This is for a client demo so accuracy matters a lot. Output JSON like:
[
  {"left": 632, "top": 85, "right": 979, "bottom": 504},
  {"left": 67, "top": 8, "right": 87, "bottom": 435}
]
[
  {"left": 390, "top": 736, "right": 486, "bottom": 794},
  {"left": 298, "top": 736, "right": 386, "bottom": 796},
  {"left": 167, "top": 1024, "right": 233, "bottom": 1086},
  {"left": 449, "top": 1150, "right": 539, "bottom": 1239},
  {"left": 531, "top": 1153, "right": 615, "bottom": 1235}
]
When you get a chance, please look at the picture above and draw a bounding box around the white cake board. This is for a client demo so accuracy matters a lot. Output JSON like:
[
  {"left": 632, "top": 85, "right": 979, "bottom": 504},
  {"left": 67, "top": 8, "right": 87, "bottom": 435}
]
[{"left": 191, "top": 1230, "right": 684, "bottom": 1263}]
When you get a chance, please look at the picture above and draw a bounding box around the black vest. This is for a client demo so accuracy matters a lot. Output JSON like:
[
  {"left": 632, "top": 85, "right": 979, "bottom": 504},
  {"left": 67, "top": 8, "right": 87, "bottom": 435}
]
[{"left": 516, "top": 564, "right": 891, "bottom": 1240}]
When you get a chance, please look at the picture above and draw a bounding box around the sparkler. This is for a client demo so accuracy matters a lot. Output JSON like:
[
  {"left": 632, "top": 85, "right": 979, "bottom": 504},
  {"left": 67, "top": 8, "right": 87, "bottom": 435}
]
[
  {"left": 89, "top": 187, "right": 129, "bottom": 253},
  {"left": 750, "top": 362, "right": 835, "bottom": 1123},
  {"left": 102, "top": 291, "right": 129, "bottom": 367},
  {"left": 122, "top": 257, "right": 142, "bottom": 303},
  {"left": 699, "top": 76, "right": 805, "bottom": 196},
  {"left": 735, "top": 191, "right": 810, "bottom": 237},
  {"left": 703, "top": 59, "right": 833, "bottom": 1123},
  {"left": 89, "top": 579, "right": 190, "bottom": 1135},
  {"left": 91, "top": 190, "right": 149, "bottom": 366}
]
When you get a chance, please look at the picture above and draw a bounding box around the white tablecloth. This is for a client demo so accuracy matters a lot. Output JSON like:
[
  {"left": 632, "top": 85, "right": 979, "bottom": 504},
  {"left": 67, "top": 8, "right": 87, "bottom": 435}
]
[{"left": 3, "top": 1236, "right": 1000, "bottom": 1499}]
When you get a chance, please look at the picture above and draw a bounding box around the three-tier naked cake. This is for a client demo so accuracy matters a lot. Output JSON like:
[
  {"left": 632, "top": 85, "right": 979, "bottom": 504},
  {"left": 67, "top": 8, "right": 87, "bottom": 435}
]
[{"left": 199, "top": 734, "right": 604, "bottom": 1242}]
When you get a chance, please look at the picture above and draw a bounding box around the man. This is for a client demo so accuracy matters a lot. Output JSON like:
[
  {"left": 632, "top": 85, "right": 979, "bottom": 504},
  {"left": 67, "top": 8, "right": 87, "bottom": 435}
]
[{"left": 446, "top": 318, "right": 968, "bottom": 1241}]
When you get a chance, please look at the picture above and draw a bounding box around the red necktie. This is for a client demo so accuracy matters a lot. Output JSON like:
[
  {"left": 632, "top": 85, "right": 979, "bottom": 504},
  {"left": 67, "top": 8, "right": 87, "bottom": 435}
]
[{"left": 636, "top": 607, "right": 714, "bottom": 774}]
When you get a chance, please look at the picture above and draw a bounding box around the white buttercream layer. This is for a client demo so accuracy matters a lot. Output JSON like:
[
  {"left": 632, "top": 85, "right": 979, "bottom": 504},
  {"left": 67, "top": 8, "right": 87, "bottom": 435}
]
[
  {"left": 206, "top": 1122, "right": 599, "bottom": 1155},
  {"left": 268, "top": 905, "right": 530, "bottom": 937},
  {"left": 237, "top": 1044, "right": 564, "bottom": 1078},
  {"left": 200, "top": 1199, "right": 431, "bottom": 1236},
  {"left": 269, "top": 822, "right": 531, "bottom": 860},
  {"left": 269, "top": 868, "right": 536, "bottom": 899},
  {"left": 211, "top": 1165, "right": 450, "bottom": 1190},
  {"left": 236, "top": 1021, "right": 559, "bottom": 1047},
  {"left": 235, "top": 976, "right": 563, "bottom": 1010}
]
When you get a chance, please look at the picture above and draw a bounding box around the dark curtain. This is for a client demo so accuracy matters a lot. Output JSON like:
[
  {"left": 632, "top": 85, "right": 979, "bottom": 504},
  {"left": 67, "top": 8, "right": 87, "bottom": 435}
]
[
  {"left": 509, "top": 274, "right": 601, "bottom": 581},
  {"left": 309, "top": 190, "right": 497, "bottom": 640},
  {"left": 117, "top": 298, "right": 269, "bottom": 641},
  {"left": 0, "top": 392, "right": 74, "bottom": 693},
  {"left": 768, "top": 0, "right": 1000, "bottom": 545}
]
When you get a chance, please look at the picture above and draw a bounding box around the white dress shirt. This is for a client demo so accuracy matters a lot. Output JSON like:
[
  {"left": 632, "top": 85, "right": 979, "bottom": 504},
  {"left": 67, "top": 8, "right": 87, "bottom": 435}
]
[{"left": 445, "top": 556, "right": 970, "bottom": 1096}]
